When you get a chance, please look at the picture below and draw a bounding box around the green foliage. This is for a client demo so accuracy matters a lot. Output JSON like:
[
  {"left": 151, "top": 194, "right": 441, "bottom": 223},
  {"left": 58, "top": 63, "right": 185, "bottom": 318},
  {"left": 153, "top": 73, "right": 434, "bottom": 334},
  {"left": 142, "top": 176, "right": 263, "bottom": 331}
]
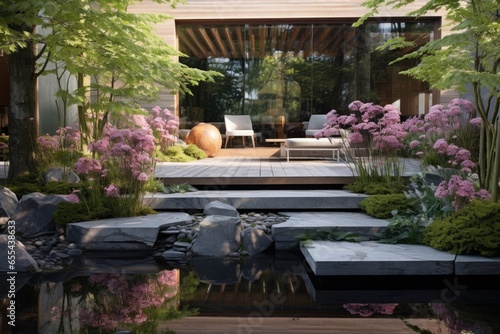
[
  {"left": 422, "top": 200, "right": 500, "bottom": 256},
  {"left": 156, "top": 144, "right": 207, "bottom": 162},
  {"left": 359, "top": 194, "right": 411, "bottom": 219},
  {"left": 297, "top": 227, "right": 371, "bottom": 246},
  {"left": 183, "top": 144, "right": 207, "bottom": 160},
  {"left": 344, "top": 180, "right": 406, "bottom": 194},
  {"left": 355, "top": 0, "right": 500, "bottom": 200},
  {"left": 379, "top": 213, "right": 429, "bottom": 244},
  {"left": 53, "top": 201, "right": 112, "bottom": 225},
  {"left": 42, "top": 181, "right": 78, "bottom": 195}
]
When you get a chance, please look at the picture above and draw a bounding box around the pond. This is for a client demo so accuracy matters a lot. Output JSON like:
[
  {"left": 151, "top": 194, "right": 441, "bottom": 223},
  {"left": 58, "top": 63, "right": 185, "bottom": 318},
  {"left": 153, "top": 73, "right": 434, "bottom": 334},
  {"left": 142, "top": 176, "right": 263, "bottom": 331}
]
[{"left": 2, "top": 251, "right": 500, "bottom": 334}]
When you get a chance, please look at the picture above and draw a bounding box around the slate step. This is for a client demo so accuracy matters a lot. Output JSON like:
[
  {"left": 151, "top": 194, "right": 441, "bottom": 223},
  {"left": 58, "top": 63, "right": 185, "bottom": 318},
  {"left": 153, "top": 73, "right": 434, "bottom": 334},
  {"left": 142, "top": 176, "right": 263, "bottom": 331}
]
[
  {"left": 301, "top": 241, "right": 500, "bottom": 276},
  {"left": 145, "top": 189, "right": 367, "bottom": 211},
  {"left": 272, "top": 212, "right": 388, "bottom": 250},
  {"left": 66, "top": 212, "right": 192, "bottom": 251}
]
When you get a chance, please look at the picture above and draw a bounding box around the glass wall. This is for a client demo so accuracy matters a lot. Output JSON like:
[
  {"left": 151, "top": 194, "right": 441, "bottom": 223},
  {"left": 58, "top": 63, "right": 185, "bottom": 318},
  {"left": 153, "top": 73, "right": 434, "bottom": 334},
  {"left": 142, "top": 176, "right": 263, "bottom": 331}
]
[{"left": 178, "top": 20, "right": 437, "bottom": 136}]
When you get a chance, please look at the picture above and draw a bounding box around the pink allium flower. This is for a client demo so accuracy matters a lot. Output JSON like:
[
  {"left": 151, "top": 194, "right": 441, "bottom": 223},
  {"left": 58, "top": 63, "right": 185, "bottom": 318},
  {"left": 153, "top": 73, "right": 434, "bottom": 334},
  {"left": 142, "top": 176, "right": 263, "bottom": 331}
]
[
  {"left": 349, "top": 131, "right": 364, "bottom": 144},
  {"left": 75, "top": 157, "right": 102, "bottom": 175},
  {"left": 433, "top": 138, "right": 449, "bottom": 154},
  {"left": 409, "top": 140, "right": 420, "bottom": 149},
  {"left": 137, "top": 172, "right": 149, "bottom": 182},
  {"left": 435, "top": 181, "right": 449, "bottom": 198},
  {"left": 446, "top": 144, "right": 459, "bottom": 156},
  {"left": 67, "top": 192, "right": 80, "bottom": 204},
  {"left": 455, "top": 149, "right": 471, "bottom": 161},
  {"left": 104, "top": 184, "right": 120, "bottom": 197},
  {"left": 476, "top": 189, "right": 492, "bottom": 200},
  {"left": 469, "top": 117, "right": 482, "bottom": 127},
  {"left": 348, "top": 101, "right": 363, "bottom": 111},
  {"left": 461, "top": 159, "right": 476, "bottom": 169}
]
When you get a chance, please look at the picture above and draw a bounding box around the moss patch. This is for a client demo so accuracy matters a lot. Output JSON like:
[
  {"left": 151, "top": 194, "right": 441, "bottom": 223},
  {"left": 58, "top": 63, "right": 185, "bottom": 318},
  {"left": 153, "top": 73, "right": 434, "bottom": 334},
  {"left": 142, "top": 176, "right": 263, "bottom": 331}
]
[
  {"left": 422, "top": 200, "right": 500, "bottom": 257},
  {"left": 359, "top": 194, "right": 412, "bottom": 219}
]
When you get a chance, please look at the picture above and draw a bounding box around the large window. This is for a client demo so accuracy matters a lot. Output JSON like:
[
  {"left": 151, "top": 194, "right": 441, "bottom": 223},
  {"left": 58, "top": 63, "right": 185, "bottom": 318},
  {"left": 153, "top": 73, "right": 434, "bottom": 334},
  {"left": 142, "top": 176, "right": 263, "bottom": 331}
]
[{"left": 178, "top": 19, "right": 437, "bottom": 133}]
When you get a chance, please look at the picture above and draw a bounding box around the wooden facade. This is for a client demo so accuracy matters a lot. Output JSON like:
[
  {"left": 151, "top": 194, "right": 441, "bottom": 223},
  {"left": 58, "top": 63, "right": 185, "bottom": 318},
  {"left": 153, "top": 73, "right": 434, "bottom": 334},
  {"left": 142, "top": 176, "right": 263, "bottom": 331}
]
[{"left": 129, "top": 0, "right": 454, "bottom": 116}]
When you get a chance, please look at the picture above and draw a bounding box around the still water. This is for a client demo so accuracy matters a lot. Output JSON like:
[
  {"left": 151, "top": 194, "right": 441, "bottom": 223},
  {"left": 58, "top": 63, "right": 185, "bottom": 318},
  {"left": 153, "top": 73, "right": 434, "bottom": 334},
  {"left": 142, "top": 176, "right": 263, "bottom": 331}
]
[{"left": 2, "top": 253, "right": 500, "bottom": 334}]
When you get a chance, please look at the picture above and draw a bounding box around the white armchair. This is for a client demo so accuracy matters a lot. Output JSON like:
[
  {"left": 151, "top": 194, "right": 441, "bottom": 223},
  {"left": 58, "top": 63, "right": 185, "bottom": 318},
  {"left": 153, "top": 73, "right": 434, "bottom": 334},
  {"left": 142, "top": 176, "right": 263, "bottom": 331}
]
[
  {"left": 224, "top": 115, "right": 256, "bottom": 148},
  {"left": 304, "top": 114, "right": 327, "bottom": 137}
]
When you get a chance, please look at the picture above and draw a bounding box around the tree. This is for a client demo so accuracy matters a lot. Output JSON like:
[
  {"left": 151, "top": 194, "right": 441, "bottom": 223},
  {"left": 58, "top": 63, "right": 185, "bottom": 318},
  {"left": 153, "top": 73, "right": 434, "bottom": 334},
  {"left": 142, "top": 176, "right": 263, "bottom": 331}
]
[
  {"left": 355, "top": 0, "right": 500, "bottom": 200},
  {"left": 0, "top": 0, "right": 217, "bottom": 179}
]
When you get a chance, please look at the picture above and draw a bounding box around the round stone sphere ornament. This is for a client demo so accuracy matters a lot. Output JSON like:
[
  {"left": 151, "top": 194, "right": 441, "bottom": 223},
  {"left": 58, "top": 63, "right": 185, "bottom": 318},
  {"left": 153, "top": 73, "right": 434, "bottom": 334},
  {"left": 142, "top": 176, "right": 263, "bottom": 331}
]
[{"left": 185, "top": 123, "right": 222, "bottom": 157}]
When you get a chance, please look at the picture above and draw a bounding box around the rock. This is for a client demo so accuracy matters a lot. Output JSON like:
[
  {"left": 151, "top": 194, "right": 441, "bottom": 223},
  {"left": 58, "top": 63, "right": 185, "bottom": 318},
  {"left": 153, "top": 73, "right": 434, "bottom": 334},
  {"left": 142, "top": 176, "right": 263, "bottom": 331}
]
[
  {"left": 43, "top": 167, "right": 80, "bottom": 184},
  {"left": 191, "top": 215, "right": 241, "bottom": 257},
  {"left": 0, "top": 187, "right": 19, "bottom": 217},
  {"left": 185, "top": 123, "right": 222, "bottom": 157},
  {"left": 241, "top": 227, "right": 274, "bottom": 256},
  {"left": 162, "top": 249, "right": 187, "bottom": 261},
  {"left": 0, "top": 235, "right": 40, "bottom": 272},
  {"left": 203, "top": 200, "right": 239, "bottom": 217},
  {"left": 10, "top": 193, "right": 66, "bottom": 238},
  {"left": 67, "top": 249, "right": 82, "bottom": 256}
]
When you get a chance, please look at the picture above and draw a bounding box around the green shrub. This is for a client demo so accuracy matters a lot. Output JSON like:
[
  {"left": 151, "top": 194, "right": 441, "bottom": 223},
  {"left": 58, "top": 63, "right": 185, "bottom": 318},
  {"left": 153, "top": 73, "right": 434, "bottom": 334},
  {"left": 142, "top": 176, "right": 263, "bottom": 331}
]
[
  {"left": 359, "top": 194, "right": 411, "bottom": 219},
  {"left": 183, "top": 144, "right": 207, "bottom": 160},
  {"left": 422, "top": 200, "right": 500, "bottom": 257},
  {"left": 53, "top": 201, "right": 112, "bottom": 225},
  {"left": 345, "top": 180, "right": 406, "bottom": 195}
]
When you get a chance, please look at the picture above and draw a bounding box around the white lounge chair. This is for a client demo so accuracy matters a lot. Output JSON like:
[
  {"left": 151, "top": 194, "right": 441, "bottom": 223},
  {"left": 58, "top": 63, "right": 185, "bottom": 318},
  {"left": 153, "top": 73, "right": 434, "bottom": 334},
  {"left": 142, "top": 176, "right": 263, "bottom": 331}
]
[
  {"left": 224, "top": 115, "right": 256, "bottom": 148},
  {"left": 304, "top": 114, "right": 327, "bottom": 137}
]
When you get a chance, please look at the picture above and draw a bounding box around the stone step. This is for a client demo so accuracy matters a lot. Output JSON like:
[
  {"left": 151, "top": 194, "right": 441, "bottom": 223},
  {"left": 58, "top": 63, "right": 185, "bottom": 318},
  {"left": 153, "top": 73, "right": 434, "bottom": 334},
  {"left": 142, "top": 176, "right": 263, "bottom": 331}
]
[
  {"left": 301, "top": 240, "right": 500, "bottom": 276},
  {"left": 272, "top": 212, "right": 388, "bottom": 250},
  {"left": 66, "top": 212, "right": 192, "bottom": 251},
  {"left": 145, "top": 189, "right": 367, "bottom": 211}
]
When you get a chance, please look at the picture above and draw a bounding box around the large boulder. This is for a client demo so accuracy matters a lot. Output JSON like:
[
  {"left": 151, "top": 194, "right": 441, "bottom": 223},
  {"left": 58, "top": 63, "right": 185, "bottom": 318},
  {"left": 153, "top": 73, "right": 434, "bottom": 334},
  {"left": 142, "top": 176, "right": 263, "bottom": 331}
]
[
  {"left": 10, "top": 193, "right": 66, "bottom": 238},
  {"left": 191, "top": 215, "right": 241, "bottom": 257},
  {"left": 0, "top": 235, "right": 40, "bottom": 273},
  {"left": 43, "top": 167, "right": 80, "bottom": 184},
  {"left": 203, "top": 200, "right": 239, "bottom": 217},
  {"left": 241, "top": 227, "right": 274, "bottom": 256},
  {"left": 0, "top": 187, "right": 19, "bottom": 217}
]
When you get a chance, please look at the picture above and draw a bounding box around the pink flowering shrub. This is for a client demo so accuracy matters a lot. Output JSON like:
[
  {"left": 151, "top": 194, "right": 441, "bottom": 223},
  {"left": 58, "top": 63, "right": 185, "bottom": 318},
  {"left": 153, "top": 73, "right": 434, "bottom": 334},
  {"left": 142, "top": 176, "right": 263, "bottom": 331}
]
[
  {"left": 74, "top": 120, "right": 156, "bottom": 217},
  {"left": 36, "top": 125, "right": 83, "bottom": 177},
  {"left": 316, "top": 101, "right": 407, "bottom": 191},
  {"left": 435, "top": 174, "right": 491, "bottom": 211},
  {"left": 401, "top": 98, "right": 480, "bottom": 169},
  {"left": 316, "top": 101, "right": 405, "bottom": 155}
]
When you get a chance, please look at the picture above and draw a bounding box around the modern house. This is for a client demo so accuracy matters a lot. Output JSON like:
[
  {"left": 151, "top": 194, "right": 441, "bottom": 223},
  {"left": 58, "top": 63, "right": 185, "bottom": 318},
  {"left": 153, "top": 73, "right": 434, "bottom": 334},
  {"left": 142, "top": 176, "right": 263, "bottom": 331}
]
[
  {"left": 0, "top": 0, "right": 455, "bottom": 137},
  {"left": 129, "top": 0, "right": 455, "bottom": 137}
]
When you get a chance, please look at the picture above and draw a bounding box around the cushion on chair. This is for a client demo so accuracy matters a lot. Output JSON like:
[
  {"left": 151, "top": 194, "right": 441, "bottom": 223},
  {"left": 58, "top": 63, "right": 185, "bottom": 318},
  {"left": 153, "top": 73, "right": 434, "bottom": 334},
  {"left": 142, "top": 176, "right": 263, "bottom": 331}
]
[
  {"left": 305, "top": 114, "right": 327, "bottom": 137},
  {"left": 285, "top": 138, "right": 343, "bottom": 148}
]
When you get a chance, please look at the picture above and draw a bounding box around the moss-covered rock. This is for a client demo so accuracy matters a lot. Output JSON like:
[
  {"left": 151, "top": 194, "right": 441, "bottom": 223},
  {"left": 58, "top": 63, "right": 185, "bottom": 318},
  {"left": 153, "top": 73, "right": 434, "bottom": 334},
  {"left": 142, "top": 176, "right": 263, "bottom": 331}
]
[
  {"left": 422, "top": 200, "right": 500, "bottom": 257},
  {"left": 359, "top": 194, "right": 411, "bottom": 219}
]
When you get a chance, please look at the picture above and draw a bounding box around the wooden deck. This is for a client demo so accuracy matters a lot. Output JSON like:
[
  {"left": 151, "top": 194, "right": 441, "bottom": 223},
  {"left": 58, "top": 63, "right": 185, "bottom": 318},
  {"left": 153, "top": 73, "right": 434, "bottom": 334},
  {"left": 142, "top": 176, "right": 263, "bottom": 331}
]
[
  {"left": 155, "top": 156, "right": 356, "bottom": 187},
  {"left": 155, "top": 148, "right": 422, "bottom": 188}
]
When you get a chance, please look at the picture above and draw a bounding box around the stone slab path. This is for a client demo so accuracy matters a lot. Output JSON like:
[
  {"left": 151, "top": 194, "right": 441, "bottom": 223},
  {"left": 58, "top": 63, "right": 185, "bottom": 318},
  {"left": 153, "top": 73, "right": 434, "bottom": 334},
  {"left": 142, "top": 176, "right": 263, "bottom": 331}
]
[
  {"left": 301, "top": 240, "right": 500, "bottom": 276},
  {"left": 272, "top": 211, "right": 387, "bottom": 250},
  {"left": 146, "top": 189, "right": 367, "bottom": 211},
  {"left": 66, "top": 212, "right": 192, "bottom": 251}
]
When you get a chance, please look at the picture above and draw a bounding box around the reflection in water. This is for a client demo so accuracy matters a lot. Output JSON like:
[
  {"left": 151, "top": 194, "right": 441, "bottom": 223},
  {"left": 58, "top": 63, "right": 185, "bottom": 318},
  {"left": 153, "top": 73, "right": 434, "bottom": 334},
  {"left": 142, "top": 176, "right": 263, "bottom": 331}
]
[{"left": 3, "top": 263, "right": 500, "bottom": 333}]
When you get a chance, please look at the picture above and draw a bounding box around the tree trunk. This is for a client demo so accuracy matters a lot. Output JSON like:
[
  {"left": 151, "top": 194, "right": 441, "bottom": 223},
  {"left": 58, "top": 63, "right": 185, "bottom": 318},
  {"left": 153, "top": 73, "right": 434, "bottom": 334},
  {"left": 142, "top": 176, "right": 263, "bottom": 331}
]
[{"left": 8, "top": 24, "right": 37, "bottom": 180}]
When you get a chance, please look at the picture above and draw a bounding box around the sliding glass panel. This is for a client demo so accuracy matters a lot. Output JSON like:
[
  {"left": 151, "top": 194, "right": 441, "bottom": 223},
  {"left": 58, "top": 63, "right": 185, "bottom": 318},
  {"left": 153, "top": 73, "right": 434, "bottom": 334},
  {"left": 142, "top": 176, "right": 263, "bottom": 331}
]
[{"left": 178, "top": 19, "right": 437, "bottom": 135}]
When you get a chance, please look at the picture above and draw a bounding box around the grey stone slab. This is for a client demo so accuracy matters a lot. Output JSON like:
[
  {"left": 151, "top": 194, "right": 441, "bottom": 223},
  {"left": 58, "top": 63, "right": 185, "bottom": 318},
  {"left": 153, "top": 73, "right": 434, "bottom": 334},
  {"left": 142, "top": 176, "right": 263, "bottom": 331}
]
[
  {"left": 272, "top": 212, "right": 388, "bottom": 250},
  {"left": 455, "top": 255, "right": 500, "bottom": 275},
  {"left": 66, "top": 212, "right": 192, "bottom": 250},
  {"left": 145, "top": 190, "right": 367, "bottom": 210},
  {"left": 301, "top": 241, "right": 455, "bottom": 276}
]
